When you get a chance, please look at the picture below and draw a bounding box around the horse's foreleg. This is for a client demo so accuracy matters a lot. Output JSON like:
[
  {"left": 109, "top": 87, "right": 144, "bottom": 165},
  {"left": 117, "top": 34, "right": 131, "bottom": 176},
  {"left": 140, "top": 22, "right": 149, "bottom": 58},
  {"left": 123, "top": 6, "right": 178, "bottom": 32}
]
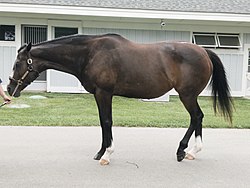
[{"left": 93, "top": 89, "right": 114, "bottom": 165}]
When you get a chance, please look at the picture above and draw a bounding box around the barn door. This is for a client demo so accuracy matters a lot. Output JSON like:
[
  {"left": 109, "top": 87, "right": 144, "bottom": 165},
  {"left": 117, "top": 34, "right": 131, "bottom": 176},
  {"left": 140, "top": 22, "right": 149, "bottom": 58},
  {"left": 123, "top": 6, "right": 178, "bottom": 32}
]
[
  {"left": 246, "top": 50, "right": 250, "bottom": 96},
  {"left": 47, "top": 20, "right": 86, "bottom": 93}
]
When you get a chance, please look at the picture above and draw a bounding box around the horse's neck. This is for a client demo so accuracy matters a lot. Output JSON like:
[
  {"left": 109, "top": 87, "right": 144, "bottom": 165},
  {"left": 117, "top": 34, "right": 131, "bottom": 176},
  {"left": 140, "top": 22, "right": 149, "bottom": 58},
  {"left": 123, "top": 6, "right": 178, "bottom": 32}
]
[{"left": 31, "top": 45, "right": 88, "bottom": 79}]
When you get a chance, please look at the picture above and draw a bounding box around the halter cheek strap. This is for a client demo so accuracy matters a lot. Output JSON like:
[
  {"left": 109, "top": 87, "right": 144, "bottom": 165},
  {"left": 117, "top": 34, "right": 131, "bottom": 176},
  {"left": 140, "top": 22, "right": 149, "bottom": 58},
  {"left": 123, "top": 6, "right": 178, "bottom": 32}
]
[{"left": 9, "top": 58, "right": 40, "bottom": 97}]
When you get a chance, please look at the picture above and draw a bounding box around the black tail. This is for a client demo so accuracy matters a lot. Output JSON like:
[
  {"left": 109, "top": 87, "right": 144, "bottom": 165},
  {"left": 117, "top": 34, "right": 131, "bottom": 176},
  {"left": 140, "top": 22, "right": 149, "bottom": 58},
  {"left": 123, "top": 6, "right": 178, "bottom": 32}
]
[{"left": 205, "top": 49, "right": 233, "bottom": 123}]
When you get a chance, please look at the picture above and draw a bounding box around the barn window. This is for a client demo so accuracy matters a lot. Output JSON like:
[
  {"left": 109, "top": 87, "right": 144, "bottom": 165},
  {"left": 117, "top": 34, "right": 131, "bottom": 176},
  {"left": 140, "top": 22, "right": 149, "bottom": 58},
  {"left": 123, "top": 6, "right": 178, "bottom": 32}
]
[
  {"left": 54, "top": 27, "right": 78, "bottom": 38},
  {"left": 22, "top": 25, "right": 47, "bottom": 45},
  {"left": 192, "top": 33, "right": 217, "bottom": 48},
  {"left": 193, "top": 33, "right": 241, "bottom": 49},
  {"left": 217, "top": 34, "right": 242, "bottom": 48},
  {"left": 0, "top": 25, "right": 15, "bottom": 41}
]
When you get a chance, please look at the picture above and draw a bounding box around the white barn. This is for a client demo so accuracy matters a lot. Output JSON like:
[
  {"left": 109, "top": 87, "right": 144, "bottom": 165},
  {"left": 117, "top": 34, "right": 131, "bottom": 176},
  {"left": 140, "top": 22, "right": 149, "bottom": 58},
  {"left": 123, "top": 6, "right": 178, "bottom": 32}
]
[{"left": 0, "top": 0, "right": 250, "bottom": 96}]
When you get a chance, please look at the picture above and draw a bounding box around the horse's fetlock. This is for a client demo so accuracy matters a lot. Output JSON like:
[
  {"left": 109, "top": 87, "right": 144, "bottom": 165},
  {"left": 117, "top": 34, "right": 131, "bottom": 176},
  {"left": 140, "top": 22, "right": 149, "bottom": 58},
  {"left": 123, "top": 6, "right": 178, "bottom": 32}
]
[{"left": 179, "top": 142, "right": 188, "bottom": 150}]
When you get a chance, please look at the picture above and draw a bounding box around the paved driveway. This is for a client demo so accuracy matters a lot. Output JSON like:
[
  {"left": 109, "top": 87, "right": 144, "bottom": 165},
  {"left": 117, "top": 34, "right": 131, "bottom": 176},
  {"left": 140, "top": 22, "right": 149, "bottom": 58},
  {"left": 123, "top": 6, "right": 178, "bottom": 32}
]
[{"left": 0, "top": 126, "right": 249, "bottom": 188}]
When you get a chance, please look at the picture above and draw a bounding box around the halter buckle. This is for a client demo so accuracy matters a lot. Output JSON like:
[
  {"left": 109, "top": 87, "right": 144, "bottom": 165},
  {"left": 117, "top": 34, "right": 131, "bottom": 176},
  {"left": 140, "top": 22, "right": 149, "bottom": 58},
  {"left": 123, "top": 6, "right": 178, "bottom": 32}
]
[{"left": 27, "top": 58, "right": 33, "bottom": 65}]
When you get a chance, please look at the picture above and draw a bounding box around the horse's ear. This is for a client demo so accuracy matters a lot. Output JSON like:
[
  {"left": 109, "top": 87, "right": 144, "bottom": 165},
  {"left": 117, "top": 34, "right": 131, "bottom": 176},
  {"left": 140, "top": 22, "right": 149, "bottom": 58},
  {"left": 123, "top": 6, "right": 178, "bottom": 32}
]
[{"left": 26, "top": 42, "right": 32, "bottom": 52}]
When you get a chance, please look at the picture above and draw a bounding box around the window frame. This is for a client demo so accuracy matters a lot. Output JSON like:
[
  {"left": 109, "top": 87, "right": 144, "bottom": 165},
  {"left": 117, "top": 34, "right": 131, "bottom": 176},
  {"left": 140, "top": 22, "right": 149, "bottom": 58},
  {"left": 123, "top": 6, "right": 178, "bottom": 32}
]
[
  {"left": 54, "top": 27, "right": 78, "bottom": 39},
  {"left": 192, "top": 33, "right": 218, "bottom": 48},
  {"left": 0, "top": 24, "right": 15, "bottom": 42},
  {"left": 217, "top": 34, "right": 242, "bottom": 48},
  {"left": 22, "top": 25, "right": 48, "bottom": 45},
  {"left": 192, "top": 32, "right": 242, "bottom": 49}
]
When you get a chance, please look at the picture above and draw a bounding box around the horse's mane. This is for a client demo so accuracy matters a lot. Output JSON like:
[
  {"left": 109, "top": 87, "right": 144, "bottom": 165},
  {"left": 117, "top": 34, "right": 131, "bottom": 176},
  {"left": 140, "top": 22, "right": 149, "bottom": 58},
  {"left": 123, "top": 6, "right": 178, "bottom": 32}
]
[
  {"left": 32, "top": 33, "right": 122, "bottom": 47},
  {"left": 17, "top": 33, "right": 124, "bottom": 53}
]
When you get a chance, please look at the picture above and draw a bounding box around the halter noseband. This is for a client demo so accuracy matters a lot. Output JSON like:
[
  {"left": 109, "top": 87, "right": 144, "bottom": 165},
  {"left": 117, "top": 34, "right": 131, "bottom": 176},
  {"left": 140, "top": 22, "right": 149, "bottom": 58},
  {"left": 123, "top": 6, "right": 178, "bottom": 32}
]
[{"left": 9, "top": 58, "right": 40, "bottom": 97}]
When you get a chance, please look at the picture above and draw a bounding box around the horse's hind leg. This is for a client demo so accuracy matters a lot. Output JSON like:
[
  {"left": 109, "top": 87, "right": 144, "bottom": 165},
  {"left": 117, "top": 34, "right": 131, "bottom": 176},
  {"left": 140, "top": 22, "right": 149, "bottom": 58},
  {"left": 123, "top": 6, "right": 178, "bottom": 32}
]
[
  {"left": 185, "top": 105, "right": 204, "bottom": 160},
  {"left": 176, "top": 94, "right": 204, "bottom": 162}
]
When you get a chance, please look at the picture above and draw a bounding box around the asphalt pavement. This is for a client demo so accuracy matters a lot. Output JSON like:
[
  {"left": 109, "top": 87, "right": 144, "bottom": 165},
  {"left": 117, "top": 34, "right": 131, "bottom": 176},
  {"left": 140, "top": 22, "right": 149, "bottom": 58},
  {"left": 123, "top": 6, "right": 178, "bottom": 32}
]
[{"left": 0, "top": 126, "right": 249, "bottom": 188}]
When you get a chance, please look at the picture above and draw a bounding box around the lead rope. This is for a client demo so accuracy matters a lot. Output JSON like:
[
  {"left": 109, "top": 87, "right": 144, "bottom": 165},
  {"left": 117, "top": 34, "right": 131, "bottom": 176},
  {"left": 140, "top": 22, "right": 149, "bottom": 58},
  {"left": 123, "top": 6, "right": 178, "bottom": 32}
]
[
  {"left": 11, "top": 70, "right": 30, "bottom": 97},
  {"left": 0, "top": 101, "right": 8, "bottom": 108}
]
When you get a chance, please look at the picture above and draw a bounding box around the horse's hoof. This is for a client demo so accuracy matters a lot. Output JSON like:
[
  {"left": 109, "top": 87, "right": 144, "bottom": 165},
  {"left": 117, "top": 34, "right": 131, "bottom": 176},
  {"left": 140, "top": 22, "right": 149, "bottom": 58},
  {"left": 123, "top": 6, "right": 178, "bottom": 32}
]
[
  {"left": 177, "top": 152, "right": 186, "bottom": 162},
  {"left": 99, "top": 159, "right": 110, "bottom": 165},
  {"left": 93, "top": 153, "right": 102, "bottom": 160},
  {"left": 185, "top": 153, "right": 195, "bottom": 160}
]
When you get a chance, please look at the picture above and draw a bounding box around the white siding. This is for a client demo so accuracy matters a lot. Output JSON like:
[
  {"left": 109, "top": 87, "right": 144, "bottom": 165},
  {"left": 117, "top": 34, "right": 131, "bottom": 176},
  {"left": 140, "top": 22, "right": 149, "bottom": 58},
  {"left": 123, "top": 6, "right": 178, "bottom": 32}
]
[
  {"left": 243, "top": 35, "right": 250, "bottom": 96},
  {"left": 201, "top": 52, "right": 244, "bottom": 96},
  {"left": 243, "top": 33, "right": 250, "bottom": 44},
  {"left": 83, "top": 28, "right": 190, "bottom": 43},
  {"left": 218, "top": 53, "right": 244, "bottom": 92},
  {"left": 0, "top": 46, "right": 16, "bottom": 85}
]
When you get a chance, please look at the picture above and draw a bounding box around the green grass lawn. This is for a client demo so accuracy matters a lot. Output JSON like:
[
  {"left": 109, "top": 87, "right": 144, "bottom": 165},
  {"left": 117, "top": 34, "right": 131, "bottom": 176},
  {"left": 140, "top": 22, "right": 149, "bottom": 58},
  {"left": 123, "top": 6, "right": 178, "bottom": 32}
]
[{"left": 0, "top": 92, "right": 249, "bottom": 128}]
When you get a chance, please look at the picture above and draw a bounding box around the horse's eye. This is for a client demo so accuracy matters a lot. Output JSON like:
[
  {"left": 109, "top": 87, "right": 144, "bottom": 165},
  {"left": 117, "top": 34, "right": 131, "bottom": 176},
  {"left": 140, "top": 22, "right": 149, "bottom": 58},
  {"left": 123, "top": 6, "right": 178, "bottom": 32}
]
[{"left": 14, "top": 62, "right": 21, "bottom": 70}]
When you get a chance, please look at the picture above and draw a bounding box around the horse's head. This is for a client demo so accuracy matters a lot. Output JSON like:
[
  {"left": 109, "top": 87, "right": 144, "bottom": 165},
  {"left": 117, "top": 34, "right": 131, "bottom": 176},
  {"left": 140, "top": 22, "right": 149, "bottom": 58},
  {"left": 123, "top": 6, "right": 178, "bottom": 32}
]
[{"left": 7, "top": 42, "right": 40, "bottom": 97}]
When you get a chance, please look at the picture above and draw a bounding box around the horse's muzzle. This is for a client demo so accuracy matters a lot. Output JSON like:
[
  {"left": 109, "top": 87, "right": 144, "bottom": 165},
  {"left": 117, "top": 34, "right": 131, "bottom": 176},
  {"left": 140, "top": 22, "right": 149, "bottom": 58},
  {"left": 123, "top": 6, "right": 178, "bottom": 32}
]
[{"left": 7, "top": 84, "right": 21, "bottom": 97}]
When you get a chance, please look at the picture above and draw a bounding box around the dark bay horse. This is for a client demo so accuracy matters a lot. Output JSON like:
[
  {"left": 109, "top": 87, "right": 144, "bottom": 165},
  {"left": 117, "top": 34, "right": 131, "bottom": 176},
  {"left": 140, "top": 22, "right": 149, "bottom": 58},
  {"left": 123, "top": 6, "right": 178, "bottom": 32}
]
[{"left": 7, "top": 34, "right": 233, "bottom": 165}]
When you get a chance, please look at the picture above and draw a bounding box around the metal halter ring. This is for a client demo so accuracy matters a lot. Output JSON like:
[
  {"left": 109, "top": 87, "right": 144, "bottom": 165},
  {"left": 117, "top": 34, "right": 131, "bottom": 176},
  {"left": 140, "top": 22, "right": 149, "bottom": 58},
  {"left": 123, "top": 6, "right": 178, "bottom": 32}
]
[
  {"left": 27, "top": 58, "right": 33, "bottom": 65},
  {"left": 28, "top": 65, "right": 33, "bottom": 71},
  {"left": 17, "top": 80, "right": 23, "bottom": 86}
]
